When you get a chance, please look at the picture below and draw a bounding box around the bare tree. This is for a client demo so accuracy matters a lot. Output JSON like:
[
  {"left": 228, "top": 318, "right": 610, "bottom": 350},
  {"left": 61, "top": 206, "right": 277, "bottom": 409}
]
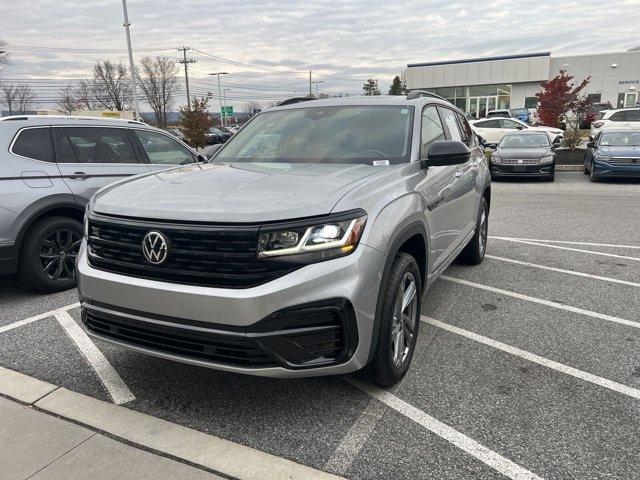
[
  {"left": 15, "top": 84, "right": 37, "bottom": 114},
  {"left": 73, "top": 79, "right": 96, "bottom": 110},
  {"left": 56, "top": 84, "right": 79, "bottom": 115},
  {"left": 1, "top": 84, "right": 19, "bottom": 115},
  {"left": 91, "top": 61, "right": 131, "bottom": 111},
  {"left": 136, "top": 56, "right": 178, "bottom": 128},
  {"left": 242, "top": 100, "right": 262, "bottom": 115},
  {"left": 0, "top": 39, "right": 8, "bottom": 73}
]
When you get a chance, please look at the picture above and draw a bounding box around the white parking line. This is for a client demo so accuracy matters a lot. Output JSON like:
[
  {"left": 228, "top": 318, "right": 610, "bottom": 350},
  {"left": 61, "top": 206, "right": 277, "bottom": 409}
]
[
  {"left": 489, "top": 238, "right": 640, "bottom": 262},
  {"left": 490, "top": 236, "right": 640, "bottom": 250},
  {"left": 346, "top": 377, "right": 542, "bottom": 480},
  {"left": 423, "top": 316, "right": 640, "bottom": 401},
  {"left": 485, "top": 254, "right": 640, "bottom": 289},
  {"left": 324, "top": 397, "right": 387, "bottom": 475},
  {"left": 54, "top": 310, "right": 135, "bottom": 405},
  {"left": 0, "top": 302, "right": 80, "bottom": 334},
  {"left": 440, "top": 275, "right": 640, "bottom": 330}
]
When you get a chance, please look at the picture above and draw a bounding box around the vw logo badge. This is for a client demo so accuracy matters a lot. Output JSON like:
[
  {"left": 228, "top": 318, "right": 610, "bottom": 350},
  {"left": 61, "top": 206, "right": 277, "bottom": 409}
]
[
  {"left": 142, "top": 231, "right": 168, "bottom": 264},
  {"left": 517, "top": 159, "right": 524, "bottom": 164}
]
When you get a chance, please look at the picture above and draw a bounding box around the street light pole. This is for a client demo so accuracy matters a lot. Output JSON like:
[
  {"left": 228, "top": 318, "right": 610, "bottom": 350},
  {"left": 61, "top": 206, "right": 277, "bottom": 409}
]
[
  {"left": 121, "top": 0, "right": 140, "bottom": 121},
  {"left": 209, "top": 72, "right": 228, "bottom": 127},
  {"left": 223, "top": 88, "right": 230, "bottom": 125}
]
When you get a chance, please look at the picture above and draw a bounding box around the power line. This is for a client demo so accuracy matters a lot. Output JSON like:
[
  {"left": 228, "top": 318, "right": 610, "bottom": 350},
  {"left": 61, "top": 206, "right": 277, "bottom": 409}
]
[{"left": 192, "top": 48, "right": 308, "bottom": 74}]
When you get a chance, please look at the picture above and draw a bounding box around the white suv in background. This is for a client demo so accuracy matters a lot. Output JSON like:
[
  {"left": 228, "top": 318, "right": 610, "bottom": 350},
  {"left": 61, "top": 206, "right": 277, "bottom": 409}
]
[
  {"left": 470, "top": 117, "right": 563, "bottom": 147},
  {"left": 591, "top": 108, "right": 640, "bottom": 136}
]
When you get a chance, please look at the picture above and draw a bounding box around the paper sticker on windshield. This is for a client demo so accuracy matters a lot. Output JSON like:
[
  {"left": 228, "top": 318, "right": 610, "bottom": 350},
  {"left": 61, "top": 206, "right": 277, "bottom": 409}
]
[
  {"left": 401, "top": 108, "right": 409, "bottom": 114},
  {"left": 373, "top": 160, "right": 390, "bottom": 166}
]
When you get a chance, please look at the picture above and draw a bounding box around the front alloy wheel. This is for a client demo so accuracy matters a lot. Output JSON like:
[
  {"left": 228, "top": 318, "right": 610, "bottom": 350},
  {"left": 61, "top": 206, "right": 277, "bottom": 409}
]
[
  {"left": 391, "top": 272, "right": 418, "bottom": 367},
  {"left": 368, "top": 252, "right": 422, "bottom": 387}
]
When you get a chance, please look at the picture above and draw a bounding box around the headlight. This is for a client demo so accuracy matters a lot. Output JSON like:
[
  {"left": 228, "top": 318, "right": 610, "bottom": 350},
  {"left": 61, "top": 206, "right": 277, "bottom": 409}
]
[
  {"left": 595, "top": 154, "right": 612, "bottom": 162},
  {"left": 258, "top": 211, "right": 367, "bottom": 263},
  {"left": 539, "top": 155, "right": 554, "bottom": 164},
  {"left": 491, "top": 155, "right": 502, "bottom": 164}
]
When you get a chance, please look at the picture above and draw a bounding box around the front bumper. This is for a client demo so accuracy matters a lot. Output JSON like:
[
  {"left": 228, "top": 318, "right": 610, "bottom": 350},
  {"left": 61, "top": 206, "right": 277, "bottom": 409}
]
[
  {"left": 592, "top": 159, "right": 640, "bottom": 178},
  {"left": 490, "top": 163, "right": 554, "bottom": 177},
  {"left": 77, "top": 240, "right": 386, "bottom": 377}
]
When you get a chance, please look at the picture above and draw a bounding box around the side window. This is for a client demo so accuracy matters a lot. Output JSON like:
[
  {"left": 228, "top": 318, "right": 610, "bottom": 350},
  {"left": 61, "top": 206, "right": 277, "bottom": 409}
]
[
  {"left": 52, "top": 128, "right": 78, "bottom": 163},
  {"left": 625, "top": 110, "right": 640, "bottom": 122},
  {"left": 438, "top": 107, "right": 462, "bottom": 142},
  {"left": 64, "top": 127, "right": 138, "bottom": 164},
  {"left": 610, "top": 112, "right": 625, "bottom": 122},
  {"left": 420, "top": 106, "right": 446, "bottom": 155},
  {"left": 499, "top": 119, "right": 520, "bottom": 129},
  {"left": 12, "top": 128, "right": 53, "bottom": 162},
  {"left": 476, "top": 119, "right": 500, "bottom": 128},
  {"left": 134, "top": 130, "right": 195, "bottom": 165},
  {"left": 455, "top": 112, "right": 474, "bottom": 147}
]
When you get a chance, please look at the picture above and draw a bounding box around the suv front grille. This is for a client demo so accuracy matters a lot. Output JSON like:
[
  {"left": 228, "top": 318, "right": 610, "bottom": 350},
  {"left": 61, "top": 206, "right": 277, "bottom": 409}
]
[
  {"left": 87, "top": 215, "right": 298, "bottom": 288},
  {"left": 499, "top": 158, "right": 540, "bottom": 165},
  {"left": 610, "top": 157, "right": 640, "bottom": 165}
]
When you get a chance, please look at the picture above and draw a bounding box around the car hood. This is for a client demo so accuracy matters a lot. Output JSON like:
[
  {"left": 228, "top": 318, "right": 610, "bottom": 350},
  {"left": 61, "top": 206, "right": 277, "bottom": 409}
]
[
  {"left": 92, "top": 162, "right": 386, "bottom": 223},
  {"left": 598, "top": 145, "right": 640, "bottom": 158},
  {"left": 496, "top": 147, "right": 552, "bottom": 159}
]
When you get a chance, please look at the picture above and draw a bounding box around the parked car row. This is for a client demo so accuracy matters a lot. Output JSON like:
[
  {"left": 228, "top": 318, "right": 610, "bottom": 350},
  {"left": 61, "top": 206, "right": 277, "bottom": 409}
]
[{"left": 470, "top": 117, "right": 563, "bottom": 148}]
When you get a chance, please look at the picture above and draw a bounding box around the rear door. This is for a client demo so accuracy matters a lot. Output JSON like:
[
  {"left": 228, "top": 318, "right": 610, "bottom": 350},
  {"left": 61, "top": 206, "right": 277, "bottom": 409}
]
[
  {"left": 53, "top": 126, "right": 150, "bottom": 207},
  {"left": 130, "top": 129, "right": 197, "bottom": 171}
]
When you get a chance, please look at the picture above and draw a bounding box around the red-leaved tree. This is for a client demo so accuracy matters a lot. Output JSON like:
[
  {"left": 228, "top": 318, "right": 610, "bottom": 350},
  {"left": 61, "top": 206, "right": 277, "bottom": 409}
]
[{"left": 536, "top": 70, "right": 590, "bottom": 129}]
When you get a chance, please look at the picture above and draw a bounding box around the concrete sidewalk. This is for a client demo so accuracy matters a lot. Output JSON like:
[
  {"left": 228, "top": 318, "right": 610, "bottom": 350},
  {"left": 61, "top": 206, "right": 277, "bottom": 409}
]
[{"left": 0, "top": 396, "right": 223, "bottom": 480}]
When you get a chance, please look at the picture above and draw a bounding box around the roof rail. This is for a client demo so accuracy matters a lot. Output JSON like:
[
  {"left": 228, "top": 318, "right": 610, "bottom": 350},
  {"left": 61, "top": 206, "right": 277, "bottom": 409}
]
[
  {"left": 406, "top": 90, "right": 447, "bottom": 101},
  {"left": 0, "top": 116, "right": 29, "bottom": 121},
  {"left": 277, "top": 95, "right": 317, "bottom": 107}
]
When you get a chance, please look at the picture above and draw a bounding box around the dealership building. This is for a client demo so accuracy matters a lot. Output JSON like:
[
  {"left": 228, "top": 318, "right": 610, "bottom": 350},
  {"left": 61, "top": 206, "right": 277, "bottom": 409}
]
[{"left": 406, "top": 49, "right": 640, "bottom": 117}]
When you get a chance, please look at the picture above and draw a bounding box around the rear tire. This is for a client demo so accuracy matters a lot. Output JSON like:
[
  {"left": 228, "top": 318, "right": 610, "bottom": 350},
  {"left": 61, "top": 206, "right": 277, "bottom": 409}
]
[
  {"left": 368, "top": 253, "right": 422, "bottom": 387},
  {"left": 18, "top": 216, "right": 83, "bottom": 293},
  {"left": 458, "top": 197, "right": 489, "bottom": 265},
  {"left": 589, "top": 163, "right": 600, "bottom": 182}
]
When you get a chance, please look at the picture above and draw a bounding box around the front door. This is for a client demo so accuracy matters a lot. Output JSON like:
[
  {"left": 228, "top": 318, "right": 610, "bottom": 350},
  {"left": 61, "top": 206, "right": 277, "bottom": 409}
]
[
  {"left": 624, "top": 92, "right": 638, "bottom": 108},
  {"left": 53, "top": 126, "right": 150, "bottom": 208}
]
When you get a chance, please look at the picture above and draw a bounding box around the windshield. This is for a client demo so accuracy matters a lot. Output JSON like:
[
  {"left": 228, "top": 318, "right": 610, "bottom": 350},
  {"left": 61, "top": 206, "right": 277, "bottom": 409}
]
[
  {"left": 500, "top": 134, "right": 549, "bottom": 148},
  {"left": 600, "top": 131, "right": 640, "bottom": 146},
  {"left": 215, "top": 105, "right": 414, "bottom": 165}
]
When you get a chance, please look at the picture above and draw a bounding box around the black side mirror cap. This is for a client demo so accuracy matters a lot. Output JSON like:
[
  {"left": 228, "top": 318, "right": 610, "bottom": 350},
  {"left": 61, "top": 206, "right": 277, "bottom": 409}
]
[
  {"left": 586, "top": 141, "right": 596, "bottom": 148},
  {"left": 197, "top": 154, "right": 208, "bottom": 163},
  {"left": 421, "top": 140, "right": 471, "bottom": 169}
]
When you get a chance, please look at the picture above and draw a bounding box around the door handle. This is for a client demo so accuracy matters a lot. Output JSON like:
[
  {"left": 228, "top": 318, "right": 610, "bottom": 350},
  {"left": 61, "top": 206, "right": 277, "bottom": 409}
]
[{"left": 68, "top": 171, "right": 87, "bottom": 179}]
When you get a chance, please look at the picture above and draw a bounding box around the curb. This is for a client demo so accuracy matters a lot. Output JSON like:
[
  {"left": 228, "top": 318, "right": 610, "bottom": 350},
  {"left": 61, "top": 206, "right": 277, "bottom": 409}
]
[{"left": 0, "top": 366, "right": 342, "bottom": 480}]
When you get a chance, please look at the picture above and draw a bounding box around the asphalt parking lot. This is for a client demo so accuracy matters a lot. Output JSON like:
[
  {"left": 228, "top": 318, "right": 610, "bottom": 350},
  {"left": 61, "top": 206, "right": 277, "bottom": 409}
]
[{"left": 1, "top": 171, "right": 640, "bottom": 479}]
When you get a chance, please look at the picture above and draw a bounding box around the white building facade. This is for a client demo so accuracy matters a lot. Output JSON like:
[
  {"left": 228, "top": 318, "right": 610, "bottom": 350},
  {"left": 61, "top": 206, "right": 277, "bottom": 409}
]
[{"left": 406, "top": 50, "right": 640, "bottom": 117}]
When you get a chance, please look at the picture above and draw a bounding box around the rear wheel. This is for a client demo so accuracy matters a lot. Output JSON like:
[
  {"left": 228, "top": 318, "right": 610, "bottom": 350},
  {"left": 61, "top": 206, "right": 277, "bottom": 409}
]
[
  {"left": 18, "top": 216, "right": 83, "bottom": 293},
  {"left": 369, "top": 253, "right": 421, "bottom": 387},
  {"left": 458, "top": 197, "right": 489, "bottom": 265}
]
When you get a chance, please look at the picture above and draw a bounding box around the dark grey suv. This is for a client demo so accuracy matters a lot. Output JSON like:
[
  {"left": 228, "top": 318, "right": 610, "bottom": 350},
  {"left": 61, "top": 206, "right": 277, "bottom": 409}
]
[{"left": 0, "top": 115, "right": 205, "bottom": 292}]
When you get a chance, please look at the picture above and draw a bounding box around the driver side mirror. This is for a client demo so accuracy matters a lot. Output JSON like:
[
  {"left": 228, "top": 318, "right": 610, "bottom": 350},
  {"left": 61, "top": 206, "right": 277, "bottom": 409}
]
[
  {"left": 515, "top": 125, "right": 524, "bottom": 130},
  {"left": 586, "top": 141, "right": 596, "bottom": 149},
  {"left": 421, "top": 140, "right": 471, "bottom": 169},
  {"left": 476, "top": 134, "right": 486, "bottom": 147},
  {"left": 196, "top": 154, "right": 208, "bottom": 163}
]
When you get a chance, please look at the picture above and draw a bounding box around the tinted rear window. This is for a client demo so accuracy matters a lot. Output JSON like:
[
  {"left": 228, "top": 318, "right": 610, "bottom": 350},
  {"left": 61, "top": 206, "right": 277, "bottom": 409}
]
[{"left": 12, "top": 128, "right": 53, "bottom": 162}]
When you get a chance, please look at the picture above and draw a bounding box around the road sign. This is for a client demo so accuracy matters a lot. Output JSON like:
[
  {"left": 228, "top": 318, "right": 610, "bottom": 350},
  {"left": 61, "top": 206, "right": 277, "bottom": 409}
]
[{"left": 222, "top": 106, "right": 234, "bottom": 117}]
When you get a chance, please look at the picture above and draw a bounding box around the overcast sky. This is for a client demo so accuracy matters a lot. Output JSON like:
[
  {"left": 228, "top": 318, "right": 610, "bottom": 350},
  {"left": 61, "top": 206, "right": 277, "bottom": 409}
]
[{"left": 1, "top": 0, "right": 639, "bottom": 110}]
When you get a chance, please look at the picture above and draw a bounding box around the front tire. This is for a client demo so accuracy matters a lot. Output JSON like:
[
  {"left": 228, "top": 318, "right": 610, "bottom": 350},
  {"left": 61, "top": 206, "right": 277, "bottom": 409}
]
[
  {"left": 589, "top": 162, "right": 600, "bottom": 182},
  {"left": 369, "top": 253, "right": 421, "bottom": 387},
  {"left": 18, "top": 216, "right": 83, "bottom": 293},
  {"left": 458, "top": 197, "right": 489, "bottom": 265}
]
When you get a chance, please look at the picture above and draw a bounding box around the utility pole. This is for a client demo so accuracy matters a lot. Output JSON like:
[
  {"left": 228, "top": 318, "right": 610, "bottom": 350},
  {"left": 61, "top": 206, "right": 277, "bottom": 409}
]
[
  {"left": 309, "top": 70, "right": 312, "bottom": 96},
  {"left": 121, "top": 0, "right": 140, "bottom": 121},
  {"left": 209, "top": 72, "right": 228, "bottom": 127},
  {"left": 178, "top": 46, "right": 196, "bottom": 110},
  {"left": 311, "top": 80, "right": 324, "bottom": 94},
  {"left": 223, "top": 88, "right": 230, "bottom": 125}
]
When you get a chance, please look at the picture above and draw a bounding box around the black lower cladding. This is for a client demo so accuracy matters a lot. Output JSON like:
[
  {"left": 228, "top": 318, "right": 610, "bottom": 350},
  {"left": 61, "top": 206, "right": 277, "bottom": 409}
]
[{"left": 82, "top": 298, "right": 358, "bottom": 370}]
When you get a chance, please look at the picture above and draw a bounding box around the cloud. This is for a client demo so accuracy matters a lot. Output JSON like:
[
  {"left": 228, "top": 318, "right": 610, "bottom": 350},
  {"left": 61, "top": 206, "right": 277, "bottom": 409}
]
[{"left": 1, "top": 0, "right": 638, "bottom": 109}]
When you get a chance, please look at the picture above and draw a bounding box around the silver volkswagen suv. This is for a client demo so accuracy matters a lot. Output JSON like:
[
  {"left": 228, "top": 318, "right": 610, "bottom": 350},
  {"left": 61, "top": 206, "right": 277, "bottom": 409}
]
[
  {"left": 77, "top": 94, "right": 491, "bottom": 386},
  {"left": 0, "top": 115, "right": 205, "bottom": 292}
]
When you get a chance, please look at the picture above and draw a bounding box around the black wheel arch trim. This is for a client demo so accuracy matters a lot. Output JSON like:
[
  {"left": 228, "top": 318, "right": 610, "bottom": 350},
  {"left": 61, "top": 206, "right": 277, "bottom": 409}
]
[
  {"left": 366, "top": 221, "right": 428, "bottom": 365},
  {"left": 15, "top": 199, "right": 85, "bottom": 256}
]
